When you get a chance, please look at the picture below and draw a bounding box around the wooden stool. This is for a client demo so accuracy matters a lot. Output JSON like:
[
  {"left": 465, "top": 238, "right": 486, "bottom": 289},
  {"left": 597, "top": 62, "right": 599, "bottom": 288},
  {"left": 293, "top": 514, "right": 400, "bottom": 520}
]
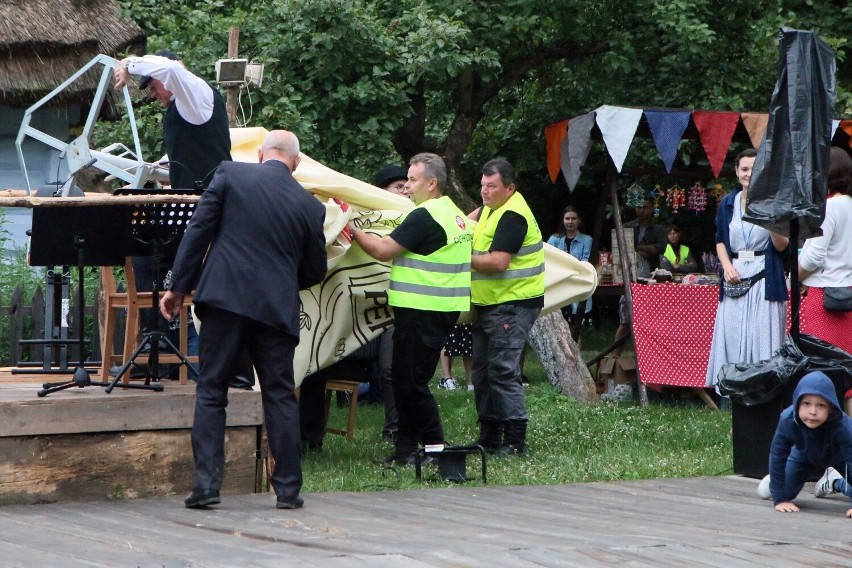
[
  {"left": 323, "top": 379, "right": 359, "bottom": 439},
  {"left": 98, "top": 258, "right": 198, "bottom": 384}
]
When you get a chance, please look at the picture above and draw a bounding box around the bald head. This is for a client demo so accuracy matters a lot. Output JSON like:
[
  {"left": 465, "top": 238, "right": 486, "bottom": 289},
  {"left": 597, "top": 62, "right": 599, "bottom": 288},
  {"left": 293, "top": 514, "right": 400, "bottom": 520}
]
[{"left": 259, "top": 130, "right": 301, "bottom": 171}]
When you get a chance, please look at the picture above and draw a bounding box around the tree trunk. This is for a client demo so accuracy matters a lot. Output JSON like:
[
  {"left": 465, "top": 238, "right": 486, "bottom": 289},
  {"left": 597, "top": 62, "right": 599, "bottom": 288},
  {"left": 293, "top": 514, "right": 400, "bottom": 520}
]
[{"left": 528, "top": 310, "right": 598, "bottom": 404}]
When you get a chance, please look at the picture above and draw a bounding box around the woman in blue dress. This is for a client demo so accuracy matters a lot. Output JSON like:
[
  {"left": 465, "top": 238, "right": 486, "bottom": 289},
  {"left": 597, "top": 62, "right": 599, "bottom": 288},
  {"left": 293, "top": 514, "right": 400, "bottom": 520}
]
[{"left": 706, "top": 148, "right": 790, "bottom": 390}]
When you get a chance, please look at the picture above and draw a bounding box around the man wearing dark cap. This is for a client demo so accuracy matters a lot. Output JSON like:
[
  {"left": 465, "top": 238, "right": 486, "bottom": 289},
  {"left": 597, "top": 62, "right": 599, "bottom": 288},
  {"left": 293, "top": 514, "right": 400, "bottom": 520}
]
[
  {"left": 114, "top": 50, "right": 231, "bottom": 190},
  {"left": 114, "top": 51, "right": 252, "bottom": 388},
  {"left": 375, "top": 165, "right": 408, "bottom": 196},
  {"left": 373, "top": 164, "right": 409, "bottom": 441}
]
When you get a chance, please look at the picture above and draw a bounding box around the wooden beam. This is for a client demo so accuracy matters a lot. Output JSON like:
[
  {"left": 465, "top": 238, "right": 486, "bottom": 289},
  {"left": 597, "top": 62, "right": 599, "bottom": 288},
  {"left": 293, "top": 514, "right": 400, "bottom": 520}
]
[{"left": 226, "top": 27, "right": 240, "bottom": 127}]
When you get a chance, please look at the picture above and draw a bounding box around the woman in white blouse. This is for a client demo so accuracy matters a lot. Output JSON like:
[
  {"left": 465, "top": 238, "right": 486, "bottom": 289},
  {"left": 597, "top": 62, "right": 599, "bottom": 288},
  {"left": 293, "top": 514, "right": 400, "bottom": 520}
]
[{"left": 798, "top": 147, "right": 852, "bottom": 353}]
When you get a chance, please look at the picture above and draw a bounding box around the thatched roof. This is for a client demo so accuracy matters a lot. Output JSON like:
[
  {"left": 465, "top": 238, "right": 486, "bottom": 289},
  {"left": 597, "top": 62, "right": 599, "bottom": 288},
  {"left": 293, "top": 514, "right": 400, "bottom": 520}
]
[{"left": 0, "top": 0, "right": 145, "bottom": 106}]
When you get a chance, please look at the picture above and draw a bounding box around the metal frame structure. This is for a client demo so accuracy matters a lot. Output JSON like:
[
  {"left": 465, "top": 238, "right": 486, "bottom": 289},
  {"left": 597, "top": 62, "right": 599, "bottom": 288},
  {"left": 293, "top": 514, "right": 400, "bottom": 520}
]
[{"left": 15, "top": 54, "right": 154, "bottom": 196}]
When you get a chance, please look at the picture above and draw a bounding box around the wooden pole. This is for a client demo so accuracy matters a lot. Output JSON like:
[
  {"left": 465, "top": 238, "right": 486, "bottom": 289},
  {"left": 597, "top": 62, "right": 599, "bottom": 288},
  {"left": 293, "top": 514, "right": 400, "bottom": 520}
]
[
  {"left": 226, "top": 27, "right": 240, "bottom": 128},
  {"left": 606, "top": 159, "right": 649, "bottom": 406}
]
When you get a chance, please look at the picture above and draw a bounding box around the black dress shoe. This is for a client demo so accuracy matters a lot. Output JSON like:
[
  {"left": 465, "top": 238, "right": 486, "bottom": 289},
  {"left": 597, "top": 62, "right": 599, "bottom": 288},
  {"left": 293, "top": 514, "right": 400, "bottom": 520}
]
[
  {"left": 276, "top": 495, "right": 304, "bottom": 509},
  {"left": 184, "top": 488, "right": 220, "bottom": 508}
]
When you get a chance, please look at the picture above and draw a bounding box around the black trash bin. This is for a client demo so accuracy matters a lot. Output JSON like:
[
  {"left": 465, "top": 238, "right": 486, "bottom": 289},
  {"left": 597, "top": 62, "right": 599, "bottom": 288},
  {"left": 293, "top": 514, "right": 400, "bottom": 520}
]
[{"left": 720, "top": 334, "right": 852, "bottom": 478}]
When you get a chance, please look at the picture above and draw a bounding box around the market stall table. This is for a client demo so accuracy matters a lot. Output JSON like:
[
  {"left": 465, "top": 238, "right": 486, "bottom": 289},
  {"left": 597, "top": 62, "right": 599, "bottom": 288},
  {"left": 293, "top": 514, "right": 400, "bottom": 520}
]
[{"left": 630, "top": 282, "right": 719, "bottom": 405}]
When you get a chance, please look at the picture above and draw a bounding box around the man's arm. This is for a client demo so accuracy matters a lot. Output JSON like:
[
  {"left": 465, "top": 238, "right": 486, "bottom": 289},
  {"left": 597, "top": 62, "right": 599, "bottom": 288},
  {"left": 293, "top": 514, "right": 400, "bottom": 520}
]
[
  {"left": 115, "top": 55, "right": 214, "bottom": 125},
  {"left": 471, "top": 251, "right": 512, "bottom": 273},
  {"left": 299, "top": 205, "right": 328, "bottom": 289},
  {"left": 351, "top": 227, "right": 406, "bottom": 262},
  {"left": 472, "top": 212, "right": 526, "bottom": 274},
  {"left": 636, "top": 225, "right": 667, "bottom": 258},
  {"left": 160, "top": 169, "right": 225, "bottom": 320}
]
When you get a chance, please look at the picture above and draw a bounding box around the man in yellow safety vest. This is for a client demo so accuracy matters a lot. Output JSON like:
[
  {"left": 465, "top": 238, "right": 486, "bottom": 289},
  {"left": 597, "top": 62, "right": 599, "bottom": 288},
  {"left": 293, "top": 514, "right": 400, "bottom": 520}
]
[
  {"left": 351, "top": 153, "right": 472, "bottom": 465},
  {"left": 470, "top": 159, "right": 545, "bottom": 456}
]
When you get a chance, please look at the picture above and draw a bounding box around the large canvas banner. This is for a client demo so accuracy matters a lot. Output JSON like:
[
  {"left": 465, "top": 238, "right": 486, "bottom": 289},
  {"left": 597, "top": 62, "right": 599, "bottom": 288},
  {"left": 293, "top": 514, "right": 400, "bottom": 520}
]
[{"left": 229, "top": 128, "right": 597, "bottom": 384}]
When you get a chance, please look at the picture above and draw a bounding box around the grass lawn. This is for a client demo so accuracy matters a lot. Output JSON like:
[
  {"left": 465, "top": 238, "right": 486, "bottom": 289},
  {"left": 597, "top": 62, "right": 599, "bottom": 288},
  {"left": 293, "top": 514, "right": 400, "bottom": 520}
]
[{"left": 303, "top": 317, "right": 734, "bottom": 493}]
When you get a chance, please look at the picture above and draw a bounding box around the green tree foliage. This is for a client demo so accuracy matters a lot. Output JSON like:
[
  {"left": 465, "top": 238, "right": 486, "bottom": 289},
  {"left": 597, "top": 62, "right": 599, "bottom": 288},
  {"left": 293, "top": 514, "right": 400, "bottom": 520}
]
[{"left": 110, "top": 0, "right": 850, "bottom": 217}]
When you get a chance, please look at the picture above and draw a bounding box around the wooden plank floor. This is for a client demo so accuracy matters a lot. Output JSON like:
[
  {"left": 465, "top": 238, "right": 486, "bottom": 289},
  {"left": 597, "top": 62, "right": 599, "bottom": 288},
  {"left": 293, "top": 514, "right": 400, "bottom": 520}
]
[{"left": 0, "top": 475, "right": 850, "bottom": 567}]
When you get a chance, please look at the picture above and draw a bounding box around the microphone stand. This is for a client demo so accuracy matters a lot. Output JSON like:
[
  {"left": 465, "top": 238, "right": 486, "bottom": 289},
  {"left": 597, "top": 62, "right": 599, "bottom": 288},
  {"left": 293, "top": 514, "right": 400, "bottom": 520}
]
[{"left": 38, "top": 234, "right": 164, "bottom": 396}]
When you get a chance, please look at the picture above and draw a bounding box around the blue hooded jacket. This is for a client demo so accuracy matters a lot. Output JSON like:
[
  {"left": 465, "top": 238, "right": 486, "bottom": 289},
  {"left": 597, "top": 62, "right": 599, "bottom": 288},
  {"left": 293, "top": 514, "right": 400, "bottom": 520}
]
[{"left": 768, "top": 371, "right": 852, "bottom": 505}]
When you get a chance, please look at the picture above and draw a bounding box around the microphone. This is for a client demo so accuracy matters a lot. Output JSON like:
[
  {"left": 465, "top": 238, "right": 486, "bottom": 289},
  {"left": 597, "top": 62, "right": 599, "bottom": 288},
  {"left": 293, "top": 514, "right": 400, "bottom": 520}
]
[
  {"left": 51, "top": 158, "right": 97, "bottom": 197},
  {"left": 158, "top": 159, "right": 206, "bottom": 192},
  {"left": 197, "top": 164, "right": 222, "bottom": 191}
]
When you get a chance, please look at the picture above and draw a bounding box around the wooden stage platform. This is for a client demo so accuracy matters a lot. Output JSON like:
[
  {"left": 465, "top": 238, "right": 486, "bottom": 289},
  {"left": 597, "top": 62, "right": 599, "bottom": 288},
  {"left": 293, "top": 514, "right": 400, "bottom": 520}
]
[
  {"left": 0, "top": 368, "right": 264, "bottom": 506},
  {"left": 0, "top": 475, "right": 850, "bottom": 566},
  {"left": 3, "top": 373, "right": 852, "bottom": 565}
]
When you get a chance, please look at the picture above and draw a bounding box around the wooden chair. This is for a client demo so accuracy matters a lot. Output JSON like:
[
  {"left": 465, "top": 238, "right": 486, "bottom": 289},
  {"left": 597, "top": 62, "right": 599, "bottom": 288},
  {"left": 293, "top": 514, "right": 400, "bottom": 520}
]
[
  {"left": 323, "top": 379, "right": 360, "bottom": 439},
  {"left": 98, "top": 258, "right": 197, "bottom": 384}
]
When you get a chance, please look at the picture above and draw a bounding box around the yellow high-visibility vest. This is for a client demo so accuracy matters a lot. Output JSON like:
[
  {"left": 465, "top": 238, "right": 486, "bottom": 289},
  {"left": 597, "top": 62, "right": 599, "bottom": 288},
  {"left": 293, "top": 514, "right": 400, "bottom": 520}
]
[
  {"left": 471, "top": 191, "right": 544, "bottom": 306},
  {"left": 388, "top": 196, "right": 472, "bottom": 311}
]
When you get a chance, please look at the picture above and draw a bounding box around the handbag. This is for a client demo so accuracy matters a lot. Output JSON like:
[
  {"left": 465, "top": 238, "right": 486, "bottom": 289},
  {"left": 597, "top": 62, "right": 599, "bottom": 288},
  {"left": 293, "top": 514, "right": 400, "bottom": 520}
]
[
  {"left": 722, "top": 271, "right": 765, "bottom": 298},
  {"left": 823, "top": 286, "right": 852, "bottom": 311}
]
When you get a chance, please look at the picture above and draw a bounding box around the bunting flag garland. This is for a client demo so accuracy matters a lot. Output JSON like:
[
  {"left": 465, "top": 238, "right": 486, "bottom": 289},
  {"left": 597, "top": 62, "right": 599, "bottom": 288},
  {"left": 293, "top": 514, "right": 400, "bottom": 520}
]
[
  {"left": 596, "top": 105, "right": 643, "bottom": 172},
  {"left": 692, "top": 111, "right": 741, "bottom": 178},
  {"left": 564, "top": 111, "right": 596, "bottom": 191},
  {"left": 645, "top": 110, "right": 691, "bottom": 173},
  {"left": 687, "top": 183, "right": 707, "bottom": 213},
  {"left": 544, "top": 119, "right": 569, "bottom": 183},
  {"left": 548, "top": 108, "right": 851, "bottom": 189},
  {"left": 741, "top": 112, "right": 769, "bottom": 148}
]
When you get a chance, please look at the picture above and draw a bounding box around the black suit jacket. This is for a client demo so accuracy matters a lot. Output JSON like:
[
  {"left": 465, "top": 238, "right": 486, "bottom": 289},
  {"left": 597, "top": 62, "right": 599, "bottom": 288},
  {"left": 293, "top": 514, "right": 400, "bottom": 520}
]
[{"left": 170, "top": 159, "right": 327, "bottom": 338}]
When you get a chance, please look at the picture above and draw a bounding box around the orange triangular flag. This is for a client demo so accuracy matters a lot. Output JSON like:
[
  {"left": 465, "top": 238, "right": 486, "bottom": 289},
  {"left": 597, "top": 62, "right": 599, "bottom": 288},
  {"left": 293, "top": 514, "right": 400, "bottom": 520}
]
[
  {"left": 544, "top": 119, "right": 569, "bottom": 183},
  {"left": 692, "top": 111, "right": 741, "bottom": 178},
  {"left": 842, "top": 120, "right": 852, "bottom": 150},
  {"left": 740, "top": 112, "right": 769, "bottom": 148}
]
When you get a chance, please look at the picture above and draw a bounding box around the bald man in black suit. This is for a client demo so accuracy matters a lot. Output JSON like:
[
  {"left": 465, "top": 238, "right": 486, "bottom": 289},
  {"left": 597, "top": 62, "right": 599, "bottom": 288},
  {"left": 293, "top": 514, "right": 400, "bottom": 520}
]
[{"left": 161, "top": 130, "right": 326, "bottom": 510}]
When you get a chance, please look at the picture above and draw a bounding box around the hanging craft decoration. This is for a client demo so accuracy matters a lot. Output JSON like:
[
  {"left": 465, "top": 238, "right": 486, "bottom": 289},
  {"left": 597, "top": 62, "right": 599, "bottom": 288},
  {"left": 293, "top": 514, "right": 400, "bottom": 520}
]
[
  {"left": 666, "top": 184, "right": 686, "bottom": 213},
  {"left": 710, "top": 182, "right": 728, "bottom": 209},
  {"left": 687, "top": 182, "right": 707, "bottom": 213},
  {"left": 625, "top": 183, "right": 646, "bottom": 207},
  {"left": 651, "top": 184, "right": 664, "bottom": 217}
]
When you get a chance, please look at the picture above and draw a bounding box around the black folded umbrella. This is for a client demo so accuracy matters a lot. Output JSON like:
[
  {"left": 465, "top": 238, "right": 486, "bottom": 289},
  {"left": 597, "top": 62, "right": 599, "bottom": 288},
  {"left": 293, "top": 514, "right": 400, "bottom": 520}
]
[{"left": 745, "top": 28, "right": 836, "bottom": 239}]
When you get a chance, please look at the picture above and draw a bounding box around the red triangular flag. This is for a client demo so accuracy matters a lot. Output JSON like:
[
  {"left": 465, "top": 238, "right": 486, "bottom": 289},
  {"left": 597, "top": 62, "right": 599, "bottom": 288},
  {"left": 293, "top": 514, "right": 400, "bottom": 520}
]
[
  {"left": 692, "top": 111, "right": 740, "bottom": 178},
  {"left": 544, "top": 119, "right": 569, "bottom": 183}
]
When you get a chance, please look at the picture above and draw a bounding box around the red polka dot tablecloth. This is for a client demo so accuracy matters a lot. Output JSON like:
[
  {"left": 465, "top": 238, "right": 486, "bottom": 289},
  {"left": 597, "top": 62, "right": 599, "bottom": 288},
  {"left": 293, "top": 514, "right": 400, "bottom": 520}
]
[{"left": 630, "top": 283, "right": 719, "bottom": 388}]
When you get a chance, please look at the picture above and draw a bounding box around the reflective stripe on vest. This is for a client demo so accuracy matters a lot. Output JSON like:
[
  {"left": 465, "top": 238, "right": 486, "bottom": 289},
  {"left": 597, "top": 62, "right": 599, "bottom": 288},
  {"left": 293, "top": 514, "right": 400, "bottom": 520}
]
[
  {"left": 471, "top": 191, "right": 545, "bottom": 305},
  {"left": 388, "top": 196, "right": 472, "bottom": 311}
]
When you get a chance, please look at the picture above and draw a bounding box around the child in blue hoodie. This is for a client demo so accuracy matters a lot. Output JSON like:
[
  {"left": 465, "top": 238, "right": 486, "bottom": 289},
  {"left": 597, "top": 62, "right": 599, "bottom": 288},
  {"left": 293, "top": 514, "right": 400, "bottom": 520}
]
[{"left": 760, "top": 371, "right": 852, "bottom": 517}]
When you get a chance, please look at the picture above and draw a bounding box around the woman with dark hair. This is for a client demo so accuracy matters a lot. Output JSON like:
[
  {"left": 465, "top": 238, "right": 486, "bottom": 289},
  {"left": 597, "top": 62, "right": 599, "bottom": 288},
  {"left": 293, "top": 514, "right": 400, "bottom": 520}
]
[
  {"left": 547, "top": 205, "right": 592, "bottom": 319},
  {"left": 659, "top": 223, "right": 697, "bottom": 274},
  {"left": 706, "top": 148, "right": 790, "bottom": 390},
  {"left": 797, "top": 147, "right": 852, "bottom": 353}
]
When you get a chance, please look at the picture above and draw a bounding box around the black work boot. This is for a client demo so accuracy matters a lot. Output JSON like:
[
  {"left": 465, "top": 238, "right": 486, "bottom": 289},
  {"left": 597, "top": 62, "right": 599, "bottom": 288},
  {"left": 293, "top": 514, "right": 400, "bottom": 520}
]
[
  {"left": 496, "top": 419, "right": 527, "bottom": 457},
  {"left": 375, "top": 435, "right": 417, "bottom": 465},
  {"left": 474, "top": 419, "right": 504, "bottom": 453}
]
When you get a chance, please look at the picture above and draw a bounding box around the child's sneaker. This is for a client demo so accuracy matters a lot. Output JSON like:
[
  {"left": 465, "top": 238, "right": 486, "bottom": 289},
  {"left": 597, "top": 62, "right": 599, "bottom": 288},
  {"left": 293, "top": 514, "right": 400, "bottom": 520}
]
[
  {"left": 814, "top": 467, "right": 842, "bottom": 498},
  {"left": 439, "top": 377, "right": 459, "bottom": 390},
  {"left": 757, "top": 474, "right": 771, "bottom": 499}
]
